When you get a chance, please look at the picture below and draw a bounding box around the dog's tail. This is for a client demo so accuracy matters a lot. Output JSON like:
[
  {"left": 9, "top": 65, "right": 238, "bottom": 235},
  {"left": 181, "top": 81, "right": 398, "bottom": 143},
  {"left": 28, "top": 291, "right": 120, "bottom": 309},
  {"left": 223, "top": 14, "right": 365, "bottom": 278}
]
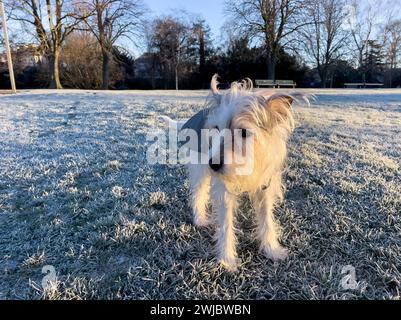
[{"left": 158, "top": 115, "right": 186, "bottom": 130}]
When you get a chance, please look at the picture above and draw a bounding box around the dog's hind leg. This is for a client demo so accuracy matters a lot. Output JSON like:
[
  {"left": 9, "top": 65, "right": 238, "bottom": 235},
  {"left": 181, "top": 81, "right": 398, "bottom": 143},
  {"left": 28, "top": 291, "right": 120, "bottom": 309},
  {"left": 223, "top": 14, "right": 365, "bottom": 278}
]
[
  {"left": 253, "top": 174, "right": 288, "bottom": 261},
  {"left": 188, "top": 164, "right": 211, "bottom": 227}
]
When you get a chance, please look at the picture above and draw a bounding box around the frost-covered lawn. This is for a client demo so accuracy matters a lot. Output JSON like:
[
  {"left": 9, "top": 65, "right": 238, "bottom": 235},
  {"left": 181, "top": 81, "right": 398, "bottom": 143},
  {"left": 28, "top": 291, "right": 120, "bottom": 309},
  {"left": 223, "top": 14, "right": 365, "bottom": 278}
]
[{"left": 0, "top": 89, "right": 400, "bottom": 299}]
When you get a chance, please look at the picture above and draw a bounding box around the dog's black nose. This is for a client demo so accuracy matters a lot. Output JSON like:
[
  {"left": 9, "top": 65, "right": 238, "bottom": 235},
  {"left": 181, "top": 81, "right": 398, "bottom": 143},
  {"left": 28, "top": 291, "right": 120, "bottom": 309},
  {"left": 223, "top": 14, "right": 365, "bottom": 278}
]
[{"left": 209, "top": 159, "right": 223, "bottom": 172}]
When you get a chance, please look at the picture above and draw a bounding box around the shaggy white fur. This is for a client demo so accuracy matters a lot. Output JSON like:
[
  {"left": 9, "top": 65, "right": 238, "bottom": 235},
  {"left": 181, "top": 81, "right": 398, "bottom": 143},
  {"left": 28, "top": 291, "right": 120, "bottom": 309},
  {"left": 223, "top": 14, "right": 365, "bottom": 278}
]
[{"left": 186, "top": 74, "right": 305, "bottom": 271}]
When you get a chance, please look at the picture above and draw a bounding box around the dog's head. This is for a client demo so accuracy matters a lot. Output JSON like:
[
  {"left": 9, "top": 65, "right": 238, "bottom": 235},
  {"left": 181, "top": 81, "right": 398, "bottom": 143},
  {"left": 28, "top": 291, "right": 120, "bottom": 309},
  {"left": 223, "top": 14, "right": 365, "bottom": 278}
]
[{"left": 204, "top": 74, "right": 296, "bottom": 193}]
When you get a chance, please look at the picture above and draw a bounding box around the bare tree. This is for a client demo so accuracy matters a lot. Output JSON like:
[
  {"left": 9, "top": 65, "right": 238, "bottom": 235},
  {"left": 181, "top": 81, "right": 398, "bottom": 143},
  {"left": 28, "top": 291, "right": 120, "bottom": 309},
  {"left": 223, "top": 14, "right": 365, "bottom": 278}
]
[
  {"left": 150, "top": 16, "right": 194, "bottom": 90},
  {"left": 300, "top": 0, "right": 349, "bottom": 88},
  {"left": 9, "top": 0, "right": 88, "bottom": 88},
  {"left": 60, "top": 32, "right": 102, "bottom": 88},
  {"left": 192, "top": 18, "right": 210, "bottom": 84},
  {"left": 225, "top": 0, "right": 306, "bottom": 80},
  {"left": 383, "top": 19, "right": 401, "bottom": 87},
  {"left": 81, "top": 0, "right": 145, "bottom": 89},
  {"left": 60, "top": 32, "right": 124, "bottom": 89},
  {"left": 345, "top": 0, "right": 378, "bottom": 83},
  {"left": 141, "top": 23, "right": 160, "bottom": 89}
]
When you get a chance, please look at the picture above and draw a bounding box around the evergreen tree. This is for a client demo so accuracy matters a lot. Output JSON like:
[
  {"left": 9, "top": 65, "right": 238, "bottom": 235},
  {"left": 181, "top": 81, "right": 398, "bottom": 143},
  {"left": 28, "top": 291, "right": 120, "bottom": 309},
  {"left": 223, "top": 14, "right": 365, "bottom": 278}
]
[{"left": 362, "top": 40, "right": 385, "bottom": 83}]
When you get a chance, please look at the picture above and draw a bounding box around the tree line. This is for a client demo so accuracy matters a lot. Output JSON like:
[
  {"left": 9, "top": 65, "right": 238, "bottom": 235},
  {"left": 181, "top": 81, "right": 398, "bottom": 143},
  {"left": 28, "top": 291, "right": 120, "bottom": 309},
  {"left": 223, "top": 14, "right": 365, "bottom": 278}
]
[{"left": 1, "top": 0, "right": 401, "bottom": 89}]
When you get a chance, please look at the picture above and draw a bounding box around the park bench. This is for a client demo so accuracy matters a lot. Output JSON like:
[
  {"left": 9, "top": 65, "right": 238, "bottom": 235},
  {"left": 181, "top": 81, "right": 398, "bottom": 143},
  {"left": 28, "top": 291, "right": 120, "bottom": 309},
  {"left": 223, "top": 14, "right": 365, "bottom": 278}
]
[
  {"left": 255, "top": 79, "right": 296, "bottom": 88},
  {"left": 276, "top": 80, "right": 296, "bottom": 88},
  {"left": 344, "top": 83, "right": 384, "bottom": 89},
  {"left": 255, "top": 79, "right": 276, "bottom": 88}
]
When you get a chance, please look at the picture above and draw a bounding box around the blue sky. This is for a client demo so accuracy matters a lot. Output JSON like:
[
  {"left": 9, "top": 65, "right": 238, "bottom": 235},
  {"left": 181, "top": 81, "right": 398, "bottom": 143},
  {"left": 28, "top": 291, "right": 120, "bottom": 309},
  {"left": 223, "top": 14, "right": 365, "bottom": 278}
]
[
  {"left": 1, "top": 0, "right": 227, "bottom": 56},
  {"left": 145, "top": 0, "right": 226, "bottom": 38}
]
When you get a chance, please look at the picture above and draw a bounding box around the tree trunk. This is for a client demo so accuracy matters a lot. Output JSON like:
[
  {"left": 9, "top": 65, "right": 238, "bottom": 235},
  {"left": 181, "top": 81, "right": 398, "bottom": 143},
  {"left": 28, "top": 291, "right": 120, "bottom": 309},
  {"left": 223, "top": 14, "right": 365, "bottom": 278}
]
[
  {"left": 319, "top": 68, "right": 327, "bottom": 88},
  {"left": 150, "top": 54, "right": 156, "bottom": 89},
  {"left": 267, "top": 52, "right": 276, "bottom": 81},
  {"left": 321, "top": 78, "right": 327, "bottom": 88},
  {"left": 175, "top": 64, "right": 179, "bottom": 90},
  {"left": 151, "top": 67, "right": 155, "bottom": 89},
  {"left": 101, "top": 49, "right": 110, "bottom": 90},
  {"left": 362, "top": 72, "right": 366, "bottom": 85},
  {"left": 359, "top": 51, "right": 366, "bottom": 84},
  {"left": 199, "top": 29, "right": 206, "bottom": 87},
  {"left": 48, "top": 49, "right": 62, "bottom": 89}
]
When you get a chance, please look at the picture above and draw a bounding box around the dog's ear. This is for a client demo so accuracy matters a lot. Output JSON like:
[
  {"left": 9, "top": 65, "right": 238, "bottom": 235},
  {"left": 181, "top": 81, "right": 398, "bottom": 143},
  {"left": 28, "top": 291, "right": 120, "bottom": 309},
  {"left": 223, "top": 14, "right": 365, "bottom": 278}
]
[
  {"left": 210, "top": 74, "right": 221, "bottom": 103},
  {"left": 265, "top": 94, "right": 294, "bottom": 121},
  {"left": 211, "top": 74, "right": 219, "bottom": 95}
]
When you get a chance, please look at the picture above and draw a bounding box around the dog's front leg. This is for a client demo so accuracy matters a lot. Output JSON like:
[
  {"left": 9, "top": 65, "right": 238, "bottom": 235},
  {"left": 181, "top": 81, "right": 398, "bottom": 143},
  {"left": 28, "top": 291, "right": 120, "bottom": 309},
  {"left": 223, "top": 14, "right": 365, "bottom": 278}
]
[
  {"left": 188, "top": 164, "right": 211, "bottom": 227},
  {"left": 254, "top": 181, "right": 288, "bottom": 261},
  {"left": 213, "top": 181, "right": 238, "bottom": 271}
]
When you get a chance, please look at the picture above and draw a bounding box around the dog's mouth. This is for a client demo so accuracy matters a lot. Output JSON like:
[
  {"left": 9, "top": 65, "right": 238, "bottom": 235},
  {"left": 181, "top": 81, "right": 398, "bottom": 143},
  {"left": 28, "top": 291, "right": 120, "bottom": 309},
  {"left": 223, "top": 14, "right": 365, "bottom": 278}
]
[{"left": 209, "top": 163, "right": 255, "bottom": 178}]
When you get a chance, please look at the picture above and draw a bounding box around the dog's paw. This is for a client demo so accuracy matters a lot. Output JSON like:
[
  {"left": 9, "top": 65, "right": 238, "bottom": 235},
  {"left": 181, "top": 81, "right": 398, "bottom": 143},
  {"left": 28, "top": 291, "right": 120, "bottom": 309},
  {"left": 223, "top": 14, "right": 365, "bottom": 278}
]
[
  {"left": 219, "top": 256, "right": 240, "bottom": 272},
  {"left": 261, "top": 245, "right": 288, "bottom": 261},
  {"left": 193, "top": 215, "right": 210, "bottom": 227}
]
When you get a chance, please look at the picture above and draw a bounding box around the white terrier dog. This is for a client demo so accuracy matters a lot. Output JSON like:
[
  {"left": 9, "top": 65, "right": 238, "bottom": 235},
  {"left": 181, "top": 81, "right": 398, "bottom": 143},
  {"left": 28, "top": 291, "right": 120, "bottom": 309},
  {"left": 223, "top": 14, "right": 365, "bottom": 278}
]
[{"left": 181, "top": 75, "right": 301, "bottom": 271}]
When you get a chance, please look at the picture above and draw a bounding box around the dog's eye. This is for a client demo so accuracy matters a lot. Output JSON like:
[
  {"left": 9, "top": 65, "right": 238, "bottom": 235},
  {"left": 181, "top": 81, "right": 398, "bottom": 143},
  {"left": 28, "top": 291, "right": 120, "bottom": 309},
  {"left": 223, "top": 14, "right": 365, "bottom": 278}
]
[{"left": 240, "top": 128, "right": 250, "bottom": 138}]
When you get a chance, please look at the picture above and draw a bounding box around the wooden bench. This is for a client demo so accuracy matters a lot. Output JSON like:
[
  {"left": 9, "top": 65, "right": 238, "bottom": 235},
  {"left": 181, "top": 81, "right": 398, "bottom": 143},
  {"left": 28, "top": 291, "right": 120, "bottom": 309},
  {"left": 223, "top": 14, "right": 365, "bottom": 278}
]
[
  {"left": 255, "top": 79, "right": 296, "bottom": 88},
  {"left": 276, "top": 80, "right": 296, "bottom": 88},
  {"left": 344, "top": 83, "right": 384, "bottom": 88},
  {"left": 255, "top": 79, "right": 276, "bottom": 88}
]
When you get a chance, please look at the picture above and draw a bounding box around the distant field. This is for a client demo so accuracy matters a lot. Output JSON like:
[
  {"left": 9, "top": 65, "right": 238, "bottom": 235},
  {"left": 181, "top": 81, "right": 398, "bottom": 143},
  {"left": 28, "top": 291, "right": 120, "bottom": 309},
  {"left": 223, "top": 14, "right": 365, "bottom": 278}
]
[{"left": 0, "top": 89, "right": 400, "bottom": 299}]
